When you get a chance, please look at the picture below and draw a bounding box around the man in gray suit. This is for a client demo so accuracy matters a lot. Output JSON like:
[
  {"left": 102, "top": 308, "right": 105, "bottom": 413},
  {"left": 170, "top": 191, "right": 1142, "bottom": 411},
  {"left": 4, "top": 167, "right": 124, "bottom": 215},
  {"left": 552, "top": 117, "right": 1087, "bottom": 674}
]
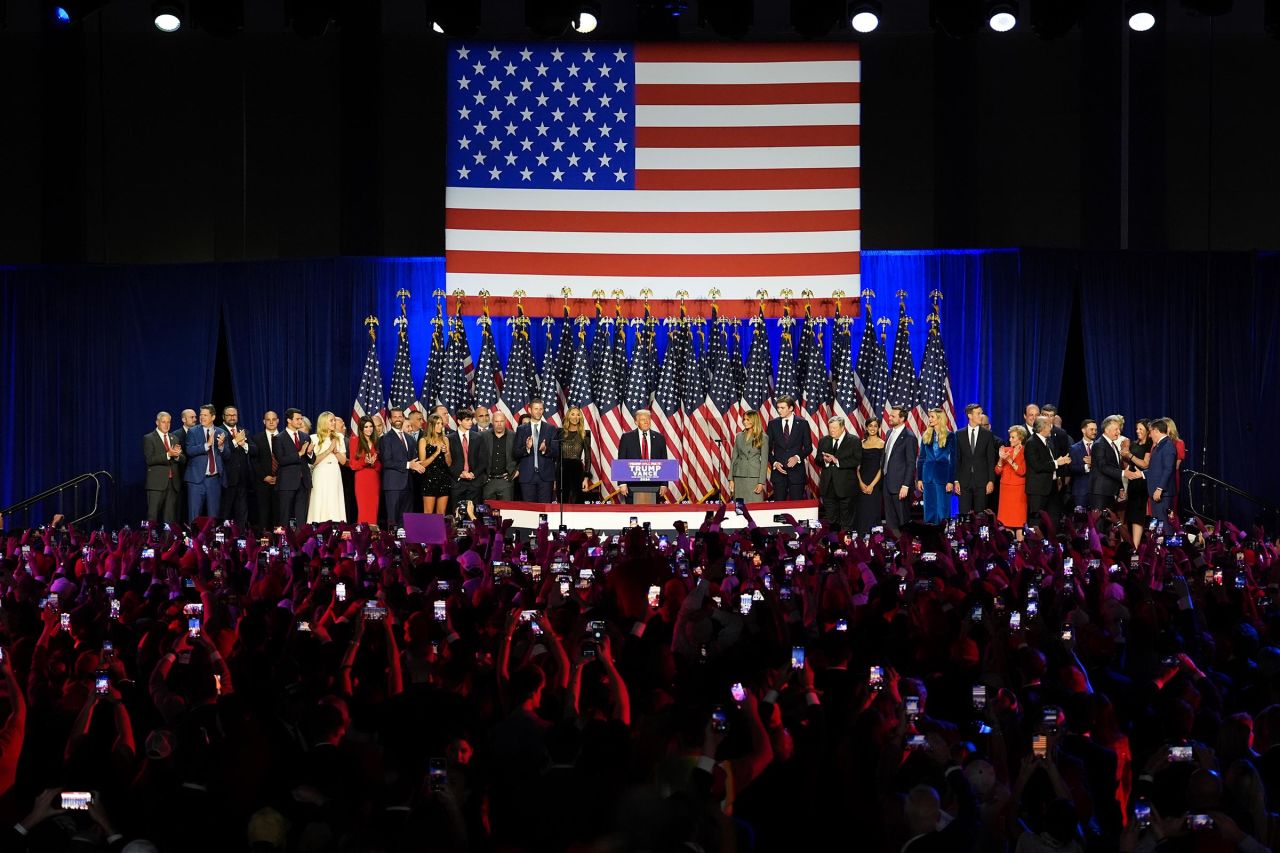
[
  {"left": 881, "top": 405, "right": 919, "bottom": 535},
  {"left": 143, "top": 411, "right": 184, "bottom": 523}
]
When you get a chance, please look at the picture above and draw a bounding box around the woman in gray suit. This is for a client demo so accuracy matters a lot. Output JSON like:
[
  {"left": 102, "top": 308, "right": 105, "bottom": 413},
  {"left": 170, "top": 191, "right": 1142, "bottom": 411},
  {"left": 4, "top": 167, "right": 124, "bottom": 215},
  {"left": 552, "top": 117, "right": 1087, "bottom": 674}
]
[{"left": 729, "top": 410, "right": 770, "bottom": 503}]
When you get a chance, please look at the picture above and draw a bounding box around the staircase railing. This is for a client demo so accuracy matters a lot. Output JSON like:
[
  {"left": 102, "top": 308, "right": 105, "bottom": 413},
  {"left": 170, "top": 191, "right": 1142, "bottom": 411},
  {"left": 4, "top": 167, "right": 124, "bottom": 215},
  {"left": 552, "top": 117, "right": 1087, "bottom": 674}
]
[
  {"left": 1183, "top": 469, "right": 1279, "bottom": 532},
  {"left": 0, "top": 471, "right": 114, "bottom": 531}
]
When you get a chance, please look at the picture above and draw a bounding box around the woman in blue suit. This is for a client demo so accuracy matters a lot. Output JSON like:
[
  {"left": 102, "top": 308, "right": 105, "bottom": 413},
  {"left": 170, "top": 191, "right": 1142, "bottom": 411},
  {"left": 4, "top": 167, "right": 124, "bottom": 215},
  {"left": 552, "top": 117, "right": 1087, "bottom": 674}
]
[{"left": 916, "top": 407, "right": 956, "bottom": 524}]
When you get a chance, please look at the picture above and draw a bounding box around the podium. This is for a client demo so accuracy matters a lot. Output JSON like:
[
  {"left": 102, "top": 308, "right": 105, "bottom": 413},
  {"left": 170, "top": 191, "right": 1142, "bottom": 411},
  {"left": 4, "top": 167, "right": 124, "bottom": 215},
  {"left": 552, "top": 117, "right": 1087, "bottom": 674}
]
[{"left": 611, "top": 458, "right": 680, "bottom": 504}]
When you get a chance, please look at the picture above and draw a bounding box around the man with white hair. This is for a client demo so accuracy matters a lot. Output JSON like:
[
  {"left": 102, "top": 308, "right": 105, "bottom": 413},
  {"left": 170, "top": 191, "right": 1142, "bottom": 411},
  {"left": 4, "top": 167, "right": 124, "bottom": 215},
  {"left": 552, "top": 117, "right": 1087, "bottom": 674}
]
[{"left": 816, "top": 415, "right": 860, "bottom": 528}]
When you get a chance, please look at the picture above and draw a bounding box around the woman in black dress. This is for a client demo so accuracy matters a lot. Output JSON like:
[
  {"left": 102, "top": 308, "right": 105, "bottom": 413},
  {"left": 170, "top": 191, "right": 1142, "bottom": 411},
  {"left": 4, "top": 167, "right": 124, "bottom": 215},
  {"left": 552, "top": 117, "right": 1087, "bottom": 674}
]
[
  {"left": 418, "top": 413, "right": 454, "bottom": 515},
  {"left": 1122, "top": 418, "right": 1151, "bottom": 546},
  {"left": 855, "top": 417, "right": 886, "bottom": 533},
  {"left": 558, "top": 406, "right": 593, "bottom": 503}
]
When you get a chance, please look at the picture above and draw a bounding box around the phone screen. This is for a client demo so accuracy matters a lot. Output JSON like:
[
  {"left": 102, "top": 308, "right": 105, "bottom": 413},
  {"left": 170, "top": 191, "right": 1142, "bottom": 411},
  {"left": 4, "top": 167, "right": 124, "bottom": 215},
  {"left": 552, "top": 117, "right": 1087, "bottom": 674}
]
[
  {"left": 1032, "top": 734, "right": 1048, "bottom": 759},
  {"left": 1169, "top": 745, "right": 1194, "bottom": 762},
  {"left": 428, "top": 758, "right": 448, "bottom": 793},
  {"left": 972, "top": 684, "right": 987, "bottom": 710},
  {"left": 869, "top": 665, "right": 884, "bottom": 690},
  {"left": 790, "top": 645, "right": 806, "bottom": 670},
  {"left": 335, "top": 582, "right": 346, "bottom": 601},
  {"left": 648, "top": 584, "right": 661, "bottom": 608},
  {"left": 433, "top": 601, "right": 447, "bottom": 622},
  {"left": 711, "top": 705, "right": 729, "bottom": 733},
  {"left": 187, "top": 617, "right": 201, "bottom": 637},
  {"left": 61, "top": 791, "right": 93, "bottom": 811},
  {"left": 95, "top": 671, "right": 110, "bottom": 695},
  {"left": 730, "top": 682, "right": 747, "bottom": 704}
]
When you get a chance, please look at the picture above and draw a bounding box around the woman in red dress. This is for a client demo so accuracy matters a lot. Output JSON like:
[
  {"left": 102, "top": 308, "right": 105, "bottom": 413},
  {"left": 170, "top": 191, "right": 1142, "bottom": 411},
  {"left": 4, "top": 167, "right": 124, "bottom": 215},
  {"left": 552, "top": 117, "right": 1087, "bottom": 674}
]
[
  {"left": 348, "top": 415, "right": 382, "bottom": 526},
  {"left": 1166, "top": 418, "right": 1187, "bottom": 517},
  {"left": 996, "top": 425, "right": 1029, "bottom": 537}
]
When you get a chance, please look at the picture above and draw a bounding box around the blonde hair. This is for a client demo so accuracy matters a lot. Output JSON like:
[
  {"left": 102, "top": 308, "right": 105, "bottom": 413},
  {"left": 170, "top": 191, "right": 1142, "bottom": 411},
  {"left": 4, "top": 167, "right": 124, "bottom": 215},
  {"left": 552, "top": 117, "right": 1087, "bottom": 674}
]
[
  {"left": 563, "top": 406, "right": 588, "bottom": 440},
  {"left": 921, "top": 407, "right": 949, "bottom": 448},
  {"left": 1008, "top": 425, "right": 1029, "bottom": 445},
  {"left": 425, "top": 414, "right": 449, "bottom": 451},
  {"left": 742, "top": 411, "right": 764, "bottom": 450},
  {"left": 314, "top": 411, "right": 335, "bottom": 446},
  {"left": 1164, "top": 418, "right": 1181, "bottom": 442}
]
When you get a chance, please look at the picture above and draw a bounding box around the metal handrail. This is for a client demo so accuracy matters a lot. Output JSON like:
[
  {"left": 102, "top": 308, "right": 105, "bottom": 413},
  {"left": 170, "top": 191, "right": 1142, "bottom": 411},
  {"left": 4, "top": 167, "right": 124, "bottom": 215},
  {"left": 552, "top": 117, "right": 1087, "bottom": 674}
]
[
  {"left": 0, "top": 470, "right": 114, "bottom": 529},
  {"left": 1184, "top": 468, "right": 1279, "bottom": 526}
]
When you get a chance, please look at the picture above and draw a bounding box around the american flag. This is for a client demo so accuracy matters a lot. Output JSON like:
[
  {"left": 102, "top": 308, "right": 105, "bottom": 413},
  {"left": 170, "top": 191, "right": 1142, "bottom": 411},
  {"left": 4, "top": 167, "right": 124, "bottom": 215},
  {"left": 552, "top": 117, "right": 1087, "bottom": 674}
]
[
  {"left": 775, "top": 319, "right": 799, "bottom": 405},
  {"left": 351, "top": 326, "right": 385, "bottom": 434},
  {"left": 830, "top": 315, "right": 863, "bottom": 436},
  {"left": 566, "top": 322, "right": 598, "bottom": 490},
  {"left": 725, "top": 320, "right": 746, "bottom": 437},
  {"left": 444, "top": 42, "right": 861, "bottom": 317},
  {"left": 474, "top": 318, "right": 502, "bottom": 411},
  {"left": 651, "top": 319, "right": 686, "bottom": 501},
  {"left": 742, "top": 316, "right": 773, "bottom": 421},
  {"left": 421, "top": 317, "right": 445, "bottom": 411},
  {"left": 920, "top": 312, "right": 958, "bottom": 432},
  {"left": 537, "top": 318, "right": 561, "bottom": 425},
  {"left": 388, "top": 318, "right": 420, "bottom": 414},
  {"left": 554, "top": 307, "right": 575, "bottom": 416},
  {"left": 457, "top": 316, "right": 476, "bottom": 407},
  {"left": 439, "top": 321, "right": 470, "bottom": 420},
  {"left": 497, "top": 317, "right": 535, "bottom": 425},
  {"left": 700, "top": 316, "right": 737, "bottom": 499},
  {"left": 799, "top": 318, "right": 831, "bottom": 497},
  {"left": 853, "top": 300, "right": 889, "bottom": 432},
  {"left": 680, "top": 323, "right": 716, "bottom": 501},
  {"left": 887, "top": 297, "right": 926, "bottom": 437},
  {"left": 591, "top": 316, "right": 627, "bottom": 496},
  {"left": 622, "top": 320, "right": 651, "bottom": 417}
]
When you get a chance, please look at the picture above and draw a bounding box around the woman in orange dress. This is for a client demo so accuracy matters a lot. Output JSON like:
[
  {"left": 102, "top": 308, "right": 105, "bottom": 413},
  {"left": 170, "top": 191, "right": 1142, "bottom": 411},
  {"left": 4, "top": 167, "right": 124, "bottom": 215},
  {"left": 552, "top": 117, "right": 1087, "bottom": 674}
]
[
  {"left": 348, "top": 415, "right": 382, "bottom": 526},
  {"left": 995, "top": 425, "right": 1029, "bottom": 534}
]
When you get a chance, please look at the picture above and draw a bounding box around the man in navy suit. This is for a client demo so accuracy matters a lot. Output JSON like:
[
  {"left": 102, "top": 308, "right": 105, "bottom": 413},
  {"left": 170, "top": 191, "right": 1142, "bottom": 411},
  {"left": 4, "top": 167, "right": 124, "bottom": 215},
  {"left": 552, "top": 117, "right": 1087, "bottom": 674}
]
[
  {"left": 881, "top": 405, "right": 919, "bottom": 535},
  {"left": 1088, "top": 415, "right": 1127, "bottom": 511},
  {"left": 1065, "top": 419, "right": 1098, "bottom": 511},
  {"left": 514, "top": 398, "right": 558, "bottom": 503},
  {"left": 617, "top": 409, "right": 669, "bottom": 503},
  {"left": 273, "top": 408, "right": 316, "bottom": 525},
  {"left": 218, "top": 406, "right": 257, "bottom": 528},
  {"left": 449, "top": 409, "right": 485, "bottom": 509},
  {"left": 1146, "top": 418, "right": 1178, "bottom": 523},
  {"left": 766, "top": 396, "right": 812, "bottom": 501},
  {"left": 184, "top": 404, "right": 230, "bottom": 522},
  {"left": 377, "top": 407, "right": 424, "bottom": 527},
  {"left": 953, "top": 403, "right": 998, "bottom": 515}
]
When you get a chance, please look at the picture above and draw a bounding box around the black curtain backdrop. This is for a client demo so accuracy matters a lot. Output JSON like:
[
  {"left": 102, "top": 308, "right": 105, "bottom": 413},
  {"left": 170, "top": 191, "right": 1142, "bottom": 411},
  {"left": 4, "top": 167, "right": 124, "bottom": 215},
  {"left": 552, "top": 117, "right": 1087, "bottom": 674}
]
[{"left": 2, "top": 251, "right": 1277, "bottom": 527}]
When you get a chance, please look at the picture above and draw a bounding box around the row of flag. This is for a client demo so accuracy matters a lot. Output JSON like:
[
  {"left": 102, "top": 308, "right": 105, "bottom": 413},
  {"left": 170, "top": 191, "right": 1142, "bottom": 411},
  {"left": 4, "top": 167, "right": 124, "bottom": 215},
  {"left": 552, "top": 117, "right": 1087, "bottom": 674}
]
[{"left": 351, "top": 293, "right": 957, "bottom": 502}]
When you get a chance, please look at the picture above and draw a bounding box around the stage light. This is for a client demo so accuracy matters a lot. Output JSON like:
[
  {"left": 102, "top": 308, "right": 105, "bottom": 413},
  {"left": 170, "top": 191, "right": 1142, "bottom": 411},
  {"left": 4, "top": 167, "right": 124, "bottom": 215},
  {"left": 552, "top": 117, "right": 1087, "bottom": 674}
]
[
  {"left": 153, "top": 2, "right": 184, "bottom": 32},
  {"left": 849, "top": 1, "right": 880, "bottom": 33},
  {"left": 699, "top": 0, "right": 752, "bottom": 39},
  {"left": 988, "top": 0, "right": 1017, "bottom": 31},
  {"left": 54, "top": 5, "right": 71, "bottom": 23},
  {"left": 572, "top": 1, "right": 600, "bottom": 33},
  {"left": 50, "top": 0, "right": 108, "bottom": 26},
  {"left": 1127, "top": 0, "right": 1156, "bottom": 31}
]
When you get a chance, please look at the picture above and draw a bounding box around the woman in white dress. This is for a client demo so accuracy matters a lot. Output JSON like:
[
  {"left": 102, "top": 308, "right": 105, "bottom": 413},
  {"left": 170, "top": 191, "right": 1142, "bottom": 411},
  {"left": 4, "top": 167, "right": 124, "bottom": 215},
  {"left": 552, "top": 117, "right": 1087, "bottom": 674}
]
[{"left": 307, "top": 411, "right": 348, "bottom": 523}]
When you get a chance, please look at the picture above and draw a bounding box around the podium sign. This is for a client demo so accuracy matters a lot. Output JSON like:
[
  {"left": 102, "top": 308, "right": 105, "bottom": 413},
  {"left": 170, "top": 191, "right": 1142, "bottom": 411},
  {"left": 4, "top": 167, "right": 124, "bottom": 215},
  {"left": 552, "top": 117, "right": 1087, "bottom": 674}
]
[{"left": 611, "top": 458, "right": 680, "bottom": 483}]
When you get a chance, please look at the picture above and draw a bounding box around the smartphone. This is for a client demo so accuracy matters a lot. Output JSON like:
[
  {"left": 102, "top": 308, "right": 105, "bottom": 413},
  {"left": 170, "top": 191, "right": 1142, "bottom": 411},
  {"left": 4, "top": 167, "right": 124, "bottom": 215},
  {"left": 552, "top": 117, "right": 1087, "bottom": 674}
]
[
  {"left": 1026, "top": 601, "right": 1038, "bottom": 619},
  {"left": 979, "top": 525, "right": 990, "bottom": 541},
  {"left": 1235, "top": 573, "right": 1246, "bottom": 589},
  {"left": 110, "top": 599, "right": 121, "bottom": 619},
  {"left": 905, "top": 696, "right": 920, "bottom": 722},
  {"left": 969, "top": 604, "right": 984, "bottom": 622},
  {"left": 921, "top": 552, "right": 937, "bottom": 563},
  {"left": 711, "top": 705, "right": 729, "bottom": 733},
  {"left": 297, "top": 621, "right": 312, "bottom": 632},
  {"left": 907, "top": 734, "right": 928, "bottom": 750},
  {"left": 629, "top": 516, "right": 638, "bottom": 528},
  {"left": 1238, "top": 552, "right": 1247, "bottom": 567},
  {"left": 538, "top": 513, "right": 548, "bottom": 524},
  {"left": 187, "top": 617, "right": 201, "bottom": 638},
  {"left": 648, "top": 584, "right": 662, "bottom": 608},
  {"left": 734, "top": 498, "right": 745, "bottom": 516},
  {"left": 141, "top": 547, "right": 156, "bottom": 559},
  {"left": 1042, "top": 705, "right": 1061, "bottom": 733},
  {"left": 363, "top": 603, "right": 387, "bottom": 621},
  {"left": 869, "top": 665, "right": 884, "bottom": 691},
  {"left": 1032, "top": 734, "right": 1048, "bottom": 759},
  {"left": 790, "top": 645, "right": 806, "bottom": 670},
  {"left": 1169, "top": 744, "right": 1194, "bottom": 763},
  {"left": 836, "top": 617, "right": 848, "bottom": 632},
  {"left": 1187, "top": 814, "right": 1215, "bottom": 831},
  {"left": 183, "top": 602, "right": 203, "bottom": 616},
  {"left": 335, "top": 582, "right": 347, "bottom": 602},
  {"left": 60, "top": 612, "right": 71, "bottom": 632},
  {"left": 957, "top": 547, "right": 969, "bottom": 560},
  {"left": 558, "top": 576, "right": 571, "bottom": 596},
  {"left": 972, "top": 684, "right": 987, "bottom": 711},
  {"left": 101, "top": 640, "right": 114, "bottom": 662},
  {"left": 95, "top": 670, "right": 110, "bottom": 695},
  {"left": 1061, "top": 624, "right": 1074, "bottom": 642},
  {"left": 429, "top": 757, "right": 448, "bottom": 794},
  {"left": 433, "top": 600, "right": 447, "bottom": 622},
  {"left": 1133, "top": 798, "right": 1152, "bottom": 830},
  {"left": 61, "top": 791, "right": 93, "bottom": 811},
  {"left": 1009, "top": 611, "right": 1022, "bottom": 631},
  {"left": 730, "top": 682, "right": 747, "bottom": 704}
]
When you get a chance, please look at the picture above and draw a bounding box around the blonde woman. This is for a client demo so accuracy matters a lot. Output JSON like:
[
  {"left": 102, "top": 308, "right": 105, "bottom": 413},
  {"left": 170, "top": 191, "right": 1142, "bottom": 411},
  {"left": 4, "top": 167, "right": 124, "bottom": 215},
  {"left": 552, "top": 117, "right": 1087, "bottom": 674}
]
[
  {"left": 729, "top": 411, "right": 769, "bottom": 503},
  {"left": 915, "top": 407, "right": 955, "bottom": 524},
  {"left": 307, "top": 412, "right": 348, "bottom": 523},
  {"left": 418, "top": 413, "right": 453, "bottom": 514},
  {"left": 558, "top": 406, "right": 593, "bottom": 503},
  {"left": 1165, "top": 418, "right": 1186, "bottom": 515},
  {"left": 996, "top": 425, "right": 1029, "bottom": 534}
]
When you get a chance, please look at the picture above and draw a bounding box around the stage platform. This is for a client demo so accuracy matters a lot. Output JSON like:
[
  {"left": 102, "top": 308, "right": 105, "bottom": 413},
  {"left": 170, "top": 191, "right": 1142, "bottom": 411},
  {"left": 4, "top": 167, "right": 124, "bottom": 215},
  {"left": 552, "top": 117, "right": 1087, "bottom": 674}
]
[{"left": 487, "top": 500, "right": 819, "bottom": 532}]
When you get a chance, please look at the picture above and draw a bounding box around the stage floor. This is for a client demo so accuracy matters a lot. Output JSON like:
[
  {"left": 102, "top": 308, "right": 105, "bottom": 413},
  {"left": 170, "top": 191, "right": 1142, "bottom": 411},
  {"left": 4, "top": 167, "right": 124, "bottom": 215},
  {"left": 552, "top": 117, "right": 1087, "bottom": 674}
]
[{"left": 487, "top": 499, "right": 819, "bottom": 532}]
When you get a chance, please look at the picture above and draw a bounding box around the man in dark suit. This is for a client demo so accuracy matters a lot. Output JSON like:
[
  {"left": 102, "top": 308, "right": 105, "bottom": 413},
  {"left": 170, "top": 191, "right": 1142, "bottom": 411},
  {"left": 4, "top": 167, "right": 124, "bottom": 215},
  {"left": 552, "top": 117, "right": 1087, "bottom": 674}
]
[
  {"left": 766, "top": 396, "right": 812, "bottom": 501},
  {"left": 1146, "top": 418, "right": 1178, "bottom": 523},
  {"left": 1025, "top": 416, "right": 1072, "bottom": 521},
  {"left": 175, "top": 408, "right": 197, "bottom": 520},
  {"left": 449, "top": 409, "right": 485, "bottom": 509},
  {"left": 817, "top": 416, "right": 860, "bottom": 529},
  {"left": 250, "top": 411, "right": 281, "bottom": 529},
  {"left": 473, "top": 405, "right": 492, "bottom": 434},
  {"left": 273, "top": 408, "right": 316, "bottom": 526},
  {"left": 881, "top": 405, "right": 918, "bottom": 535},
  {"left": 1088, "top": 415, "right": 1126, "bottom": 511},
  {"left": 143, "top": 411, "right": 183, "bottom": 523},
  {"left": 1040, "top": 404, "right": 1072, "bottom": 516},
  {"left": 1065, "top": 419, "right": 1098, "bottom": 511},
  {"left": 184, "top": 404, "right": 230, "bottom": 522},
  {"left": 616, "top": 409, "right": 669, "bottom": 503},
  {"left": 377, "top": 408, "right": 424, "bottom": 527},
  {"left": 218, "top": 406, "right": 257, "bottom": 528},
  {"left": 513, "top": 399, "right": 558, "bottom": 503},
  {"left": 953, "top": 403, "right": 997, "bottom": 515},
  {"left": 478, "top": 411, "right": 519, "bottom": 502}
]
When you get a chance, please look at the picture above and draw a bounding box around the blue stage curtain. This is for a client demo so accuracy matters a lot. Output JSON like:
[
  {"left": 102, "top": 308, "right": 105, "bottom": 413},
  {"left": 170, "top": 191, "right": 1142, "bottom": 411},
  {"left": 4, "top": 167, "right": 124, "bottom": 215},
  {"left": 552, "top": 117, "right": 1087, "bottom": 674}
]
[{"left": 0, "top": 264, "right": 219, "bottom": 520}]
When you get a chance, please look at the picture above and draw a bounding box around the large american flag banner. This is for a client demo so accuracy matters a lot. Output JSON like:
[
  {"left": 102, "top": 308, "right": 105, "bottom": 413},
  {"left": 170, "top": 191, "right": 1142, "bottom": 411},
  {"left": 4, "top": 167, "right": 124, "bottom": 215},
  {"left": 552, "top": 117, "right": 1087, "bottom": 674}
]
[
  {"left": 351, "top": 329, "right": 385, "bottom": 434},
  {"left": 445, "top": 42, "right": 861, "bottom": 318}
]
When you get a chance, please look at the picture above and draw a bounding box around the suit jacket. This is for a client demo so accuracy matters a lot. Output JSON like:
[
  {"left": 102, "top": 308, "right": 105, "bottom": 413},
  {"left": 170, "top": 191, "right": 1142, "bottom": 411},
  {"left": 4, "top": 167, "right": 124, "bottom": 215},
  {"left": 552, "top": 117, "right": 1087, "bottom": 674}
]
[
  {"left": 617, "top": 429, "right": 669, "bottom": 488},
  {"left": 1147, "top": 436, "right": 1177, "bottom": 496},
  {"left": 143, "top": 430, "right": 182, "bottom": 491},
  {"left": 183, "top": 426, "right": 230, "bottom": 484},
  {"left": 448, "top": 431, "right": 486, "bottom": 480},
  {"left": 377, "top": 429, "right": 415, "bottom": 492},
  {"left": 817, "top": 434, "right": 860, "bottom": 498},
  {"left": 881, "top": 426, "right": 918, "bottom": 491},
  {"left": 954, "top": 424, "right": 998, "bottom": 490},
  {"left": 475, "top": 430, "right": 519, "bottom": 480},
  {"left": 220, "top": 426, "right": 257, "bottom": 487},
  {"left": 272, "top": 429, "right": 315, "bottom": 492},
  {"left": 1066, "top": 439, "right": 1095, "bottom": 507},
  {"left": 1022, "top": 434, "right": 1057, "bottom": 497},
  {"left": 513, "top": 420, "right": 559, "bottom": 483},
  {"left": 1089, "top": 436, "right": 1125, "bottom": 498},
  {"left": 250, "top": 432, "right": 279, "bottom": 482},
  {"left": 765, "top": 417, "right": 812, "bottom": 483},
  {"left": 1048, "top": 425, "right": 1072, "bottom": 460}
]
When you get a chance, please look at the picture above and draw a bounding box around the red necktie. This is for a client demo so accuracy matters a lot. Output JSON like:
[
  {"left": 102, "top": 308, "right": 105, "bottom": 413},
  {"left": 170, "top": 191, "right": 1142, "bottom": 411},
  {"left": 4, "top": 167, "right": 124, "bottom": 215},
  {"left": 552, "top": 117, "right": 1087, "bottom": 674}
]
[
  {"left": 294, "top": 431, "right": 302, "bottom": 451},
  {"left": 462, "top": 433, "right": 470, "bottom": 473},
  {"left": 206, "top": 429, "right": 217, "bottom": 475},
  {"left": 784, "top": 420, "right": 791, "bottom": 439},
  {"left": 641, "top": 432, "right": 649, "bottom": 460},
  {"left": 163, "top": 433, "right": 172, "bottom": 479},
  {"left": 271, "top": 436, "right": 279, "bottom": 475}
]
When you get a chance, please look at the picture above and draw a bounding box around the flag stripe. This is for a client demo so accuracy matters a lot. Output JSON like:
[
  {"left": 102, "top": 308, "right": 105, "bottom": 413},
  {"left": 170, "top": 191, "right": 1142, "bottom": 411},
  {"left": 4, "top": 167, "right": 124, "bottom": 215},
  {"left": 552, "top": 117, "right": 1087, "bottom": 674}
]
[
  {"left": 635, "top": 167, "right": 859, "bottom": 191},
  {"left": 634, "top": 43, "right": 862, "bottom": 63},
  {"left": 635, "top": 61, "right": 861, "bottom": 86},
  {"left": 635, "top": 82, "right": 861, "bottom": 105},
  {"left": 636, "top": 103, "right": 859, "bottom": 127},
  {"left": 448, "top": 186, "right": 861, "bottom": 213},
  {"left": 636, "top": 125, "right": 860, "bottom": 148},
  {"left": 447, "top": 207, "right": 862, "bottom": 233},
  {"left": 446, "top": 250, "right": 860, "bottom": 277},
  {"left": 636, "top": 145, "right": 860, "bottom": 170},
  {"left": 446, "top": 228, "right": 860, "bottom": 255}
]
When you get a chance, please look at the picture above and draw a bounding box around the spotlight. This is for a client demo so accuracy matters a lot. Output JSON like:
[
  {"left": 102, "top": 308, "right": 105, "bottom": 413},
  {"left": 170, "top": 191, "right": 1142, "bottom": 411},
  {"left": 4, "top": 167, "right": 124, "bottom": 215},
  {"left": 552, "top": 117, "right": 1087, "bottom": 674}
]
[
  {"left": 54, "top": 5, "right": 71, "bottom": 23},
  {"left": 49, "top": 0, "right": 107, "bottom": 26},
  {"left": 153, "top": 1, "right": 184, "bottom": 32},
  {"left": 849, "top": 0, "right": 880, "bottom": 32},
  {"left": 699, "top": 0, "right": 752, "bottom": 39},
  {"left": 572, "top": 1, "right": 600, "bottom": 33},
  {"left": 987, "top": 0, "right": 1017, "bottom": 31},
  {"left": 1126, "top": 0, "right": 1156, "bottom": 30},
  {"left": 427, "top": 0, "right": 480, "bottom": 36}
]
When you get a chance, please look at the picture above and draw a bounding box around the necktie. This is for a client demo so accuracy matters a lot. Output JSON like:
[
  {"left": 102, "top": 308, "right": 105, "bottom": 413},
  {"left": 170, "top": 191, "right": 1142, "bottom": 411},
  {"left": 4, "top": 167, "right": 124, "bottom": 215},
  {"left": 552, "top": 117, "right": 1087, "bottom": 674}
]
[
  {"left": 399, "top": 430, "right": 407, "bottom": 451},
  {"left": 294, "top": 430, "right": 301, "bottom": 451},
  {"left": 784, "top": 419, "right": 790, "bottom": 439},
  {"left": 883, "top": 429, "right": 895, "bottom": 474},
  {"left": 462, "top": 433, "right": 470, "bottom": 474},
  {"left": 270, "top": 434, "right": 279, "bottom": 475},
  {"left": 834, "top": 437, "right": 840, "bottom": 456},
  {"left": 533, "top": 423, "right": 540, "bottom": 469},
  {"left": 206, "top": 429, "right": 217, "bottom": 475},
  {"left": 641, "top": 432, "right": 649, "bottom": 460},
  {"left": 970, "top": 427, "right": 977, "bottom": 450},
  {"left": 163, "top": 433, "right": 173, "bottom": 479}
]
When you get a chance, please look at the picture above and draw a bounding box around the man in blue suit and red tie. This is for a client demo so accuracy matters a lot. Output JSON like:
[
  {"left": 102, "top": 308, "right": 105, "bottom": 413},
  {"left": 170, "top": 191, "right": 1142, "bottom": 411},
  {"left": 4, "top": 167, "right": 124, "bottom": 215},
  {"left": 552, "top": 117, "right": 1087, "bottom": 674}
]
[
  {"left": 184, "top": 403, "right": 230, "bottom": 522},
  {"left": 1146, "top": 418, "right": 1178, "bottom": 524}
]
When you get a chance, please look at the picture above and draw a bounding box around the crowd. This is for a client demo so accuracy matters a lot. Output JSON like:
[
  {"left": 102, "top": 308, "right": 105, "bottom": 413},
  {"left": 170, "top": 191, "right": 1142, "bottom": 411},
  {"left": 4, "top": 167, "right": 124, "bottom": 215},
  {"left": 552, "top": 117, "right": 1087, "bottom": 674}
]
[{"left": 0, "top": 475, "right": 1277, "bottom": 852}]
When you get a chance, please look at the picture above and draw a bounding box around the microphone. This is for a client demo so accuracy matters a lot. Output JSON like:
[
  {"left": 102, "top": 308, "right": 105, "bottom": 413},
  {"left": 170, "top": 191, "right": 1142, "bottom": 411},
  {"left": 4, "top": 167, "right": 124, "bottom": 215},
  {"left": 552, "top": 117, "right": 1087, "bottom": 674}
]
[{"left": 713, "top": 438, "right": 722, "bottom": 444}]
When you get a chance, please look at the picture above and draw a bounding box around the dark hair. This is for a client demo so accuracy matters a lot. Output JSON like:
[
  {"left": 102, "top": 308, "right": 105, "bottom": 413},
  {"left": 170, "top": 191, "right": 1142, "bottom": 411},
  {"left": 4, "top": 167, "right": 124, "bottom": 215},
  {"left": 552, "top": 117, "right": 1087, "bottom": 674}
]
[
  {"left": 388, "top": 407, "right": 404, "bottom": 418},
  {"left": 1150, "top": 418, "right": 1169, "bottom": 434},
  {"left": 284, "top": 408, "right": 303, "bottom": 421},
  {"left": 888, "top": 405, "right": 908, "bottom": 420},
  {"left": 455, "top": 409, "right": 474, "bottom": 422},
  {"left": 1041, "top": 403, "right": 1058, "bottom": 415},
  {"left": 529, "top": 397, "right": 545, "bottom": 407},
  {"left": 964, "top": 403, "right": 982, "bottom": 415},
  {"left": 200, "top": 403, "right": 216, "bottom": 417},
  {"left": 775, "top": 395, "right": 796, "bottom": 409},
  {"left": 1080, "top": 418, "right": 1097, "bottom": 431},
  {"left": 357, "top": 416, "right": 377, "bottom": 454}
]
